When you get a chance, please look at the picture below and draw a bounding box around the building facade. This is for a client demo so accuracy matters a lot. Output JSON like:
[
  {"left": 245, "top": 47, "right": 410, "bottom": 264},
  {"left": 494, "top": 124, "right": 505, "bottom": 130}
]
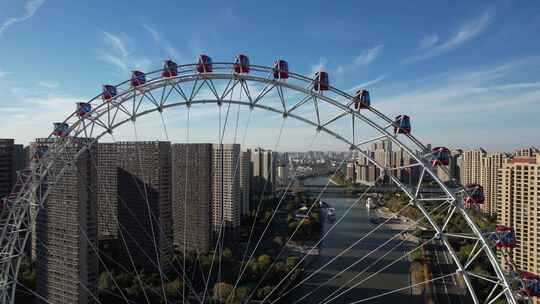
[
  {"left": 497, "top": 155, "right": 540, "bottom": 300},
  {"left": 212, "top": 144, "right": 241, "bottom": 240},
  {"left": 461, "top": 149, "right": 486, "bottom": 186},
  {"left": 171, "top": 143, "right": 212, "bottom": 253},
  {"left": 35, "top": 139, "right": 98, "bottom": 304},
  {"left": 480, "top": 153, "right": 509, "bottom": 215},
  {"left": 115, "top": 141, "right": 173, "bottom": 272},
  {"left": 0, "top": 139, "right": 16, "bottom": 199}
]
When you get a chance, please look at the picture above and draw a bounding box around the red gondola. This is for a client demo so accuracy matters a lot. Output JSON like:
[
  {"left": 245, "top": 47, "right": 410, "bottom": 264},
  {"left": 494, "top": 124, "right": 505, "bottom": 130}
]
[
  {"left": 162, "top": 60, "right": 178, "bottom": 77},
  {"left": 494, "top": 225, "right": 517, "bottom": 248},
  {"left": 353, "top": 89, "right": 370, "bottom": 110},
  {"left": 197, "top": 54, "right": 213, "bottom": 73},
  {"left": 394, "top": 115, "right": 411, "bottom": 135},
  {"left": 102, "top": 85, "right": 117, "bottom": 101},
  {"left": 314, "top": 71, "right": 329, "bottom": 91},
  {"left": 464, "top": 183, "right": 485, "bottom": 204},
  {"left": 521, "top": 272, "right": 540, "bottom": 297},
  {"left": 53, "top": 122, "right": 69, "bottom": 137},
  {"left": 273, "top": 59, "right": 289, "bottom": 79},
  {"left": 431, "top": 147, "right": 450, "bottom": 166},
  {"left": 131, "top": 71, "right": 146, "bottom": 87},
  {"left": 76, "top": 102, "right": 91, "bottom": 117},
  {"left": 234, "top": 54, "right": 250, "bottom": 73}
]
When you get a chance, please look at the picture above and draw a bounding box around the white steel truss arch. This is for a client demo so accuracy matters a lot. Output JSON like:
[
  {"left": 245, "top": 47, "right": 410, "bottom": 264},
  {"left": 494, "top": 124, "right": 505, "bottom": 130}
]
[{"left": 0, "top": 62, "right": 520, "bottom": 304}]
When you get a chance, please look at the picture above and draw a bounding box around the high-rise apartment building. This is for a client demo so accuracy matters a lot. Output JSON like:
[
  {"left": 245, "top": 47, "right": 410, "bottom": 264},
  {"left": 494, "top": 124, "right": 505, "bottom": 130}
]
[
  {"left": 116, "top": 141, "right": 173, "bottom": 272},
  {"left": 250, "top": 147, "right": 275, "bottom": 195},
  {"left": 239, "top": 151, "right": 251, "bottom": 219},
  {"left": 171, "top": 143, "right": 212, "bottom": 253},
  {"left": 480, "top": 153, "right": 509, "bottom": 215},
  {"left": 35, "top": 139, "right": 98, "bottom": 304},
  {"left": 461, "top": 149, "right": 486, "bottom": 186},
  {"left": 514, "top": 147, "right": 539, "bottom": 157},
  {"left": 96, "top": 143, "right": 119, "bottom": 241},
  {"left": 0, "top": 139, "right": 16, "bottom": 199},
  {"left": 436, "top": 150, "right": 462, "bottom": 184},
  {"left": 497, "top": 154, "right": 540, "bottom": 299},
  {"left": 212, "top": 144, "right": 241, "bottom": 240}
]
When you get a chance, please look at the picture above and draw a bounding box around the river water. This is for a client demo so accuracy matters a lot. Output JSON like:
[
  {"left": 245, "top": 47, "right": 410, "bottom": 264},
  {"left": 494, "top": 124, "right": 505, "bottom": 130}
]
[{"left": 289, "top": 176, "right": 423, "bottom": 304}]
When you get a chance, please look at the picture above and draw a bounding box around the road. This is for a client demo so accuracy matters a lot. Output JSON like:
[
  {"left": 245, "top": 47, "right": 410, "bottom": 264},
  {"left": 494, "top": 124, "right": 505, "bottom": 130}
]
[{"left": 425, "top": 240, "right": 470, "bottom": 304}]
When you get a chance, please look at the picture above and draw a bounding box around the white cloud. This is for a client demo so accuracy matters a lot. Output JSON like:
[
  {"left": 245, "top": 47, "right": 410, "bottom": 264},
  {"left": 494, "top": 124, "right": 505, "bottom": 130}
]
[
  {"left": 98, "top": 32, "right": 151, "bottom": 76},
  {"left": 336, "top": 45, "right": 383, "bottom": 75},
  {"left": 142, "top": 24, "right": 181, "bottom": 60},
  {"left": 310, "top": 57, "right": 328, "bottom": 75},
  {"left": 347, "top": 75, "right": 387, "bottom": 92},
  {"left": 406, "top": 11, "right": 493, "bottom": 62},
  {"left": 0, "top": 0, "right": 45, "bottom": 36},
  {"left": 379, "top": 58, "right": 540, "bottom": 117},
  {"left": 0, "top": 68, "right": 11, "bottom": 78},
  {"left": 37, "top": 81, "right": 59, "bottom": 88},
  {"left": 353, "top": 45, "right": 383, "bottom": 66},
  {"left": 418, "top": 35, "right": 439, "bottom": 50}
]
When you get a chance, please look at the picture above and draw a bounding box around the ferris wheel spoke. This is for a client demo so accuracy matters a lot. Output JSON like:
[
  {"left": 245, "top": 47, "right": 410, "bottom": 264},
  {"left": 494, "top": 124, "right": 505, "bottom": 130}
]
[
  {"left": 317, "top": 203, "right": 452, "bottom": 304},
  {"left": 322, "top": 236, "right": 437, "bottom": 304},
  {"left": 131, "top": 123, "right": 169, "bottom": 304},
  {"left": 265, "top": 173, "right": 388, "bottom": 303},
  {"left": 229, "top": 131, "right": 320, "bottom": 302},
  {"left": 256, "top": 159, "right": 357, "bottom": 303},
  {"left": 291, "top": 199, "right": 451, "bottom": 304},
  {"left": 346, "top": 273, "right": 457, "bottom": 304}
]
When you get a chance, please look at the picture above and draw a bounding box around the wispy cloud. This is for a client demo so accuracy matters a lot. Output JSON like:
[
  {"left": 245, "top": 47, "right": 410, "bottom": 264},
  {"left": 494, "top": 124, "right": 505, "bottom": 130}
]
[
  {"left": 418, "top": 34, "right": 439, "bottom": 50},
  {"left": 347, "top": 75, "right": 387, "bottom": 91},
  {"left": 37, "top": 81, "right": 58, "bottom": 88},
  {"left": 0, "top": 68, "right": 11, "bottom": 78},
  {"left": 97, "top": 32, "right": 151, "bottom": 76},
  {"left": 310, "top": 57, "right": 328, "bottom": 75},
  {"left": 142, "top": 24, "right": 181, "bottom": 60},
  {"left": 337, "top": 45, "right": 383, "bottom": 75},
  {"left": 379, "top": 57, "right": 540, "bottom": 117},
  {"left": 406, "top": 11, "right": 493, "bottom": 62},
  {"left": 354, "top": 45, "right": 384, "bottom": 66},
  {"left": 0, "top": 0, "right": 45, "bottom": 36}
]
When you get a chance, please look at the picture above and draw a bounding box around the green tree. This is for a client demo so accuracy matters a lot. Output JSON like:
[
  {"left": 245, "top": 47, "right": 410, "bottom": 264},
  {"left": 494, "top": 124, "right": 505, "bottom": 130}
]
[
  {"left": 256, "top": 286, "right": 275, "bottom": 300},
  {"left": 235, "top": 286, "right": 251, "bottom": 303},
  {"left": 257, "top": 254, "right": 272, "bottom": 269},
  {"left": 165, "top": 278, "right": 182, "bottom": 299},
  {"left": 98, "top": 272, "right": 113, "bottom": 291},
  {"left": 287, "top": 256, "right": 300, "bottom": 271},
  {"left": 213, "top": 282, "right": 234, "bottom": 302}
]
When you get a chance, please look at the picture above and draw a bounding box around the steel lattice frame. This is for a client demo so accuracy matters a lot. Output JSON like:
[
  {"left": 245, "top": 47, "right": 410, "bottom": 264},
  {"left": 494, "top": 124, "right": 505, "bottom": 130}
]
[{"left": 0, "top": 62, "right": 521, "bottom": 304}]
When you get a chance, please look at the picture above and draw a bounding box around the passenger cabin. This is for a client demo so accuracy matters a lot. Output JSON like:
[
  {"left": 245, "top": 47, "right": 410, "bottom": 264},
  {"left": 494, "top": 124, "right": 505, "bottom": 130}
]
[
  {"left": 431, "top": 147, "right": 450, "bottom": 166},
  {"left": 494, "top": 225, "right": 517, "bottom": 248},
  {"left": 162, "top": 60, "right": 178, "bottom": 77},
  {"left": 314, "top": 71, "right": 329, "bottom": 91},
  {"left": 53, "top": 122, "right": 69, "bottom": 137},
  {"left": 102, "top": 85, "right": 117, "bottom": 101},
  {"left": 464, "top": 183, "right": 485, "bottom": 204},
  {"left": 131, "top": 70, "right": 146, "bottom": 87},
  {"left": 273, "top": 59, "right": 289, "bottom": 79},
  {"left": 76, "top": 102, "right": 91, "bottom": 117},
  {"left": 234, "top": 54, "right": 250, "bottom": 73},
  {"left": 354, "top": 89, "right": 371, "bottom": 110},
  {"left": 197, "top": 54, "right": 213, "bottom": 73},
  {"left": 521, "top": 272, "right": 540, "bottom": 297},
  {"left": 394, "top": 115, "right": 411, "bottom": 135}
]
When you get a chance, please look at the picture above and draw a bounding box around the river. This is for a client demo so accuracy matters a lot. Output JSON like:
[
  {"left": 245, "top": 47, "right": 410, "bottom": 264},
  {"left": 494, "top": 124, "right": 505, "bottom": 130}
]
[{"left": 289, "top": 176, "right": 423, "bottom": 304}]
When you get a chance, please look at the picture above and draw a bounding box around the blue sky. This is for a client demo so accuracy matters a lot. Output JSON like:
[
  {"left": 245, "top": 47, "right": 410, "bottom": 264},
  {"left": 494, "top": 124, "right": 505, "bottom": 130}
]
[{"left": 0, "top": 0, "right": 539, "bottom": 152}]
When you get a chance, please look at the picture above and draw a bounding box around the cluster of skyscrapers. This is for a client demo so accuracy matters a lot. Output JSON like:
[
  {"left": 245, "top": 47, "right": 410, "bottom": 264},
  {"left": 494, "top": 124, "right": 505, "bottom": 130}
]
[{"left": 0, "top": 138, "right": 277, "bottom": 303}]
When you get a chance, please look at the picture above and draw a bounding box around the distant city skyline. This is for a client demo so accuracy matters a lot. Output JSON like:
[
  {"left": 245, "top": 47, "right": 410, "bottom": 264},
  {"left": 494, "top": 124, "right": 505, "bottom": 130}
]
[{"left": 1, "top": 1, "right": 539, "bottom": 151}]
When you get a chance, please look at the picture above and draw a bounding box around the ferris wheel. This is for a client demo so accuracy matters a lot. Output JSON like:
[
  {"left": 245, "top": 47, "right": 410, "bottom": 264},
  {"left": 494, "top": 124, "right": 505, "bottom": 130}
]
[{"left": 1, "top": 54, "right": 538, "bottom": 304}]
